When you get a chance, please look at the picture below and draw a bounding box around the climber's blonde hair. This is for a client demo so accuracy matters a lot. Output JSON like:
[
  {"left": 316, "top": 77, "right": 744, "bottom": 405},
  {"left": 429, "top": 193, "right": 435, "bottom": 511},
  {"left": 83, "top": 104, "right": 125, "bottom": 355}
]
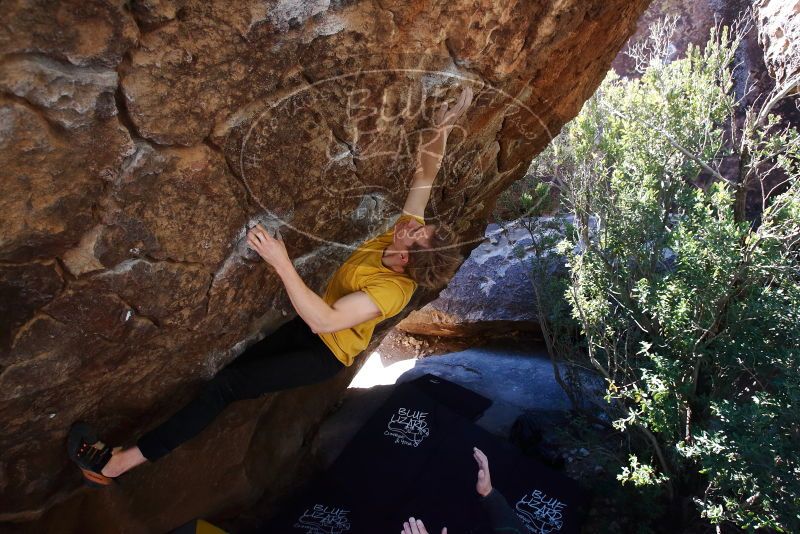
[{"left": 404, "top": 223, "right": 462, "bottom": 289}]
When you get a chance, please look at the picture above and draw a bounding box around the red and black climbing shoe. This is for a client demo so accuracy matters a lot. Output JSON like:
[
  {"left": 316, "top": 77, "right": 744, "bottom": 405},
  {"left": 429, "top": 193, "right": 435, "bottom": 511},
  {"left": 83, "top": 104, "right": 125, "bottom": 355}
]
[{"left": 67, "top": 422, "right": 114, "bottom": 488}]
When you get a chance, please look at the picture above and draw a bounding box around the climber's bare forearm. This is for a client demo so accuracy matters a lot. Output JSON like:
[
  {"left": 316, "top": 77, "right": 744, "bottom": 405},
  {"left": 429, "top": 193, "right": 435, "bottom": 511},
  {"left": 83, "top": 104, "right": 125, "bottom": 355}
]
[
  {"left": 274, "top": 261, "right": 334, "bottom": 334},
  {"left": 404, "top": 128, "right": 448, "bottom": 217},
  {"left": 415, "top": 127, "right": 449, "bottom": 184},
  {"left": 412, "top": 85, "right": 472, "bottom": 187},
  {"left": 247, "top": 224, "right": 334, "bottom": 332}
]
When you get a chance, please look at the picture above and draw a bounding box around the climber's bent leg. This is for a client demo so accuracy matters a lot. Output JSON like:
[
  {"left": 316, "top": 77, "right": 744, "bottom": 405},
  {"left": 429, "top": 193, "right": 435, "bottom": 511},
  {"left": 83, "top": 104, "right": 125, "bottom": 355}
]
[{"left": 112, "top": 317, "right": 344, "bottom": 471}]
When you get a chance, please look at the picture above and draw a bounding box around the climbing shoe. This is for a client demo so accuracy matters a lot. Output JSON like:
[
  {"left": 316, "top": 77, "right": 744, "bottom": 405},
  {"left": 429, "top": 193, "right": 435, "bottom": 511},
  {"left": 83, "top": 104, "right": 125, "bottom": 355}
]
[{"left": 67, "top": 422, "right": 115, "bottom": 488}]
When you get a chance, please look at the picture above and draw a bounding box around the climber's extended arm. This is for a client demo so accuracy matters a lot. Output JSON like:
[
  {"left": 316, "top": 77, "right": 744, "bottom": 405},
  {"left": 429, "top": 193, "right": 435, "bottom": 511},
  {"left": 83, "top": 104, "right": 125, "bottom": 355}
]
[
  {"left": 246, "top": 224, "right": 381, "bottom": 333},
  {"left": 402, "top": 127, "right": 448, "bottom": 220},
  {"left": 274, "top": 263, "right": 382, "bottom": 333},
  {"left": 402, "top": 85, "right": 473, "bottom": 219}
]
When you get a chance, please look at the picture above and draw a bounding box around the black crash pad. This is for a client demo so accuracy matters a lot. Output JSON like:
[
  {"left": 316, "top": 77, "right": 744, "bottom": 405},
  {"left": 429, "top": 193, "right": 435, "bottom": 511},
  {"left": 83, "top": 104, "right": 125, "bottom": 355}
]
[{"left": 263, "top": 374, "right": 585, "bottom": 533}]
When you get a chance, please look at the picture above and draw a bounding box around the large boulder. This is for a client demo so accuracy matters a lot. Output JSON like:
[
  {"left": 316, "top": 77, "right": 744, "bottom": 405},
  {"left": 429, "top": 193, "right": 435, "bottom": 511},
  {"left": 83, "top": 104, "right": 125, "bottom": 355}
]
[
  {"left": 0, "top": 0, "right": 650, "bottom": 531},
  {"left": 397, "top": 220, "right": 563, "bottom": 340}
]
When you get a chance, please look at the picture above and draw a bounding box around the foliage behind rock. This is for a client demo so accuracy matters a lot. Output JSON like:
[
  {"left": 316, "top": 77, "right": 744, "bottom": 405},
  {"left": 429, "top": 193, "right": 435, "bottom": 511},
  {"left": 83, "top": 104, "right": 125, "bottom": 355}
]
[{"left": 518, "top": 20, "right": 799, "bottom": 531}]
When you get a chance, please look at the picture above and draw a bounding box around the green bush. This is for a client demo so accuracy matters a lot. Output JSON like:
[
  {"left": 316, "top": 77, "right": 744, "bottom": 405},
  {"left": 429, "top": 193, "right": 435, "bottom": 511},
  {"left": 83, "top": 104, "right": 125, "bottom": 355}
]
[{"left": 523, "top": 21, "right": 800, "bottom": 530}]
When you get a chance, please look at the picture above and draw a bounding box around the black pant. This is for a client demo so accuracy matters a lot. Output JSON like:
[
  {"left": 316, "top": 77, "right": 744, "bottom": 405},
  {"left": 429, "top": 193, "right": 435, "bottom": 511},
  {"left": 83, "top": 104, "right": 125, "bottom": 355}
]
[{"left": 137, "top": 316, "right": 345, "bottom": 461}]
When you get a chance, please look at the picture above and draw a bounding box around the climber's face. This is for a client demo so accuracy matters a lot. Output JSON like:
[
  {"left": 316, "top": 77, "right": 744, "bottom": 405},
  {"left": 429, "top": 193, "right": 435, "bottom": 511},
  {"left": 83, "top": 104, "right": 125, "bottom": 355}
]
[{"left": 393, "top": 218, "right": 435, "bottom": 250}]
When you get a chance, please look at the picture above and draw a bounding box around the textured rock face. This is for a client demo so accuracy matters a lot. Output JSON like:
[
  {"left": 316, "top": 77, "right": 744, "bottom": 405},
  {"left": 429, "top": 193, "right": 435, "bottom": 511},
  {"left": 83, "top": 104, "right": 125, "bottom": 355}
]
[
  {"left": 758, "top": 0, "right": 800, "bottom": 91},
  {"left": 398, "top": 220, "right": 560, "bottom": 339},
  {"left": 611, "top": 0, "right": 763, "bottom": 84},
  {"left": 0, "top": 0, "right": 649, "bottom": 530},
  {"left": 611, "top": 0, "right": 721, "bottom": 77}
]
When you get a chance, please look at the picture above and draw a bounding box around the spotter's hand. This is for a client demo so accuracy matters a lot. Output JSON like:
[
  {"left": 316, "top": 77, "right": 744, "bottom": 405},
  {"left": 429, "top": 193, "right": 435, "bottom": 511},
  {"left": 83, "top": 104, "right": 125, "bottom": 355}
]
[
  {"left": 473, "top": 446, "right": 493, "bottom": 497},
  {"left": 247, "top": 224, "right": 290, "bottom": 269},
  {"left": 401, "top": 517, "right": 447, "bottom": 534}
]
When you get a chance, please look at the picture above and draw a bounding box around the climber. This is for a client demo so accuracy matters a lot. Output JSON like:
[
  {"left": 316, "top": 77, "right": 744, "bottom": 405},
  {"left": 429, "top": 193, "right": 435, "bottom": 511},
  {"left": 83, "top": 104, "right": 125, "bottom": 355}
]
[{"left": 67, "top": 85, "right": 473, "bottom": 487}]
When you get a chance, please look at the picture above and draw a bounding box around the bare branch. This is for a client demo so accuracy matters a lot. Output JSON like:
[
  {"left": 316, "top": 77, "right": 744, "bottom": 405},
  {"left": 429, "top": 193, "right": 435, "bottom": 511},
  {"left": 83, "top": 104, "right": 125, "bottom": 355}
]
[
  {"left": 756, "top": 75, "right": 800, "bottom": 126},
  {"left": 625, "top": 14, "right": 680, "bottom": 74}
]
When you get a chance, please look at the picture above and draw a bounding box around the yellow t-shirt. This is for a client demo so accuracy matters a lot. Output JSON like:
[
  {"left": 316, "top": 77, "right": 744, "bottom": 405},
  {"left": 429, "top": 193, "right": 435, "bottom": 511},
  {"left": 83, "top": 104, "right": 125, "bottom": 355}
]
[{"left": 317, "top": 214, "right": 423, "bottom": 366}]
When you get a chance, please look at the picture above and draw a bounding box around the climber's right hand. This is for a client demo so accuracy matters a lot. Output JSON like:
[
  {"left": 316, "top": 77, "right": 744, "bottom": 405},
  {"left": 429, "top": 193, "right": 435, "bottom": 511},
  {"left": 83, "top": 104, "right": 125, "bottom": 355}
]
[{"left": 433, "top": 85, "right": 473, "bottom": 132}]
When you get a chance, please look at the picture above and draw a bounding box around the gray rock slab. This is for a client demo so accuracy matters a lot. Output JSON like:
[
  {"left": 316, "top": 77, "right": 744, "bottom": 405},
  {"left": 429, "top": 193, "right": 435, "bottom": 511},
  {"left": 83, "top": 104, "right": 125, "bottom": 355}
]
[
  {"left": 312, "top": 344, "right": 573, "bottom": 468},
  {"left": 398, "top": 346, "right": 573, "bottom": 436}
]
